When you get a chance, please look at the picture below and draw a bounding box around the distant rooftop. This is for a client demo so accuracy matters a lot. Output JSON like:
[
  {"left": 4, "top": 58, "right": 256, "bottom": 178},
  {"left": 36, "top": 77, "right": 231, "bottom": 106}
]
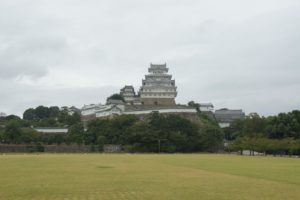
[
  {"left": 150, "top": 63, "right": 167, "bottom": 67},
  {"left": 149, "top": 63, "right": 169, "bottom": 73}
]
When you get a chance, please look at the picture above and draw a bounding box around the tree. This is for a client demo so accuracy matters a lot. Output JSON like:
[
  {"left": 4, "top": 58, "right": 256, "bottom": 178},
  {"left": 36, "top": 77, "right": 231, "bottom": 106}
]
[
  {"left": 3, "top": 120, "right": 22, "bottom": 143},
  {"left": 199, "top": 127, "right": 224, "bottom": 152},
  {"left": 49, "top": 106, "right": 60, "bottom": 118},
  {"left": 97, "top": 135, "right": 106, "bottom": 151},
  {"left": 188, "top": 101, "right": 200, "bottom": 112},
  {"left": 85, "top": 119, "right": 109, "bottom": 145},
  {"left": 68, "top": 123, "right": 84, "bottom": 144},
  {"left": 106, "top": 93, "right": 124, "bottom": 102},
  {"left": 23, "top": 108, "right": 37, "bottom": 120},
  {"left": 5, "top": 115, "right": 21, "bottom": 121},
  {"left": 35, "top": 106, "right": 50, "bottom": 119},
  {"left": 66, "top": 112, "right": 81, "bottom": 126},
  {"left": 20, "top": 128, "right": 40, "bottom": 144}
]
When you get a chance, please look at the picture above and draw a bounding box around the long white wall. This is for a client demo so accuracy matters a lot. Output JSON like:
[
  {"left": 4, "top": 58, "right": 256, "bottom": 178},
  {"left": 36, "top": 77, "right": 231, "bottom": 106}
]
[
  {"left": 124, "top": 108, "right": 196, "bottom": 115},
  {"left": 34, "top": 128, "right": 68, "bottom": 133}
]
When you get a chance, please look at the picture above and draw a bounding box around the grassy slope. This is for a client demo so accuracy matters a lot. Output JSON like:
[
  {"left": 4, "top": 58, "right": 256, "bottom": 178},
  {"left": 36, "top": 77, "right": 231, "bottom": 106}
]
[{"left": 0, "top": 154, "right": 299, "bottom": 200}]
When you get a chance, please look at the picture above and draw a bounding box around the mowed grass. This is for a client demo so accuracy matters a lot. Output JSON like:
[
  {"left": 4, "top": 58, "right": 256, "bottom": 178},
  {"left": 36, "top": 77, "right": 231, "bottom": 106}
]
[{"left": 0, "top": 154, "right": 300, "bottom": 200}]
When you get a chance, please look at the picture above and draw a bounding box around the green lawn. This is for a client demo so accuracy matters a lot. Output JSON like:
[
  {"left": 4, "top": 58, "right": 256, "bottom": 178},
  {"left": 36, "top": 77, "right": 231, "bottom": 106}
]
[{"left": 0, "top": 154, "right": 299, "bottom": 200}]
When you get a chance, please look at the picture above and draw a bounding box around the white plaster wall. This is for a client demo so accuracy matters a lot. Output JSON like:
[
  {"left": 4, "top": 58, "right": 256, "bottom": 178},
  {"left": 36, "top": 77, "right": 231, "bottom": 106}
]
[
  {"left": 35, "top": 128, "right": 68, "bottom": 133},
  {"left": 124, "top": 108, "right": 196, "bottom": 115}
]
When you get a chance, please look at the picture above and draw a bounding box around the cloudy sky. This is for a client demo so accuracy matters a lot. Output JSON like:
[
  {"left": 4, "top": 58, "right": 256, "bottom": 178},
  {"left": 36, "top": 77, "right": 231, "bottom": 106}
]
[{"left": 0, "top": 0, "right": 300, "bottom": 117}]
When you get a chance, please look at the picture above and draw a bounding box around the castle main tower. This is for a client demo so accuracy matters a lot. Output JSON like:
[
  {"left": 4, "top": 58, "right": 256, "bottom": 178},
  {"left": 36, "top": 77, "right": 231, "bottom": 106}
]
[{"left": 139, "top": 63, "right": 177, "bottom": 106}]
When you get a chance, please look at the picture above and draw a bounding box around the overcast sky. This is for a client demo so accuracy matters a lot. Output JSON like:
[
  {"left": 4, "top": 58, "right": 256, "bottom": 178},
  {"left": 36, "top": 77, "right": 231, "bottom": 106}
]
[{"left": 1, "top": 0, "right": 300, "bottom": 117}]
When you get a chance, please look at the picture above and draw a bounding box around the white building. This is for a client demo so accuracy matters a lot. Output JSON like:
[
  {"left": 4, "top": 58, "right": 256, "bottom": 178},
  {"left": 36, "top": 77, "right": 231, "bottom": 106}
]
[
  {"left": 81, "top": 104, "right": 103, "bottom": 116},
  {"left": 139, "top": 63, "right": 177, "bottom": 106},
  {"left": 81, "top": 103, "right": 125, "bottom": 120},
  {"left": 95, "top": 104, "right": 125, "bottom": 118},
  {"left": 124, "top": 106, "right": 197, "bottom": 115},
  {"left": 34, "top": 127, "right": 68, "bottom": 134},
  {"left": 199, "top": 103, "right": 214, "bottom": 112},
  {"left": 120, "top": 85, "right": 139, "bottom": 104},
  {"left": 0, "top": 112, "right": 7, "bottom": 117},
  {"left": 215, "top": 108, "right": 245, "bottom": 128},
  {"left": 61, "top": 106, "right": 81, "bottom": 115}
]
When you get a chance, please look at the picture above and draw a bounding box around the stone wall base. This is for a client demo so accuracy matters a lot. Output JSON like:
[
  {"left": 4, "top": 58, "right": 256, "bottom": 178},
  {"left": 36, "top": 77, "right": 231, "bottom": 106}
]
[{"left": 140, "top": 98, "right": 176, "bottom": 106}]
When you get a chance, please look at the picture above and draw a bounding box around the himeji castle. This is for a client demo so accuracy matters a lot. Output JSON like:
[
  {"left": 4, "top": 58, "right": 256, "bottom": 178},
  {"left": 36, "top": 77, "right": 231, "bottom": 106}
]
[
  {"left": 80, "top": 62, "right": 244, "bottom": 125},
  {"left": 81, "top": 63, "right": 199, "bottom": 120}
]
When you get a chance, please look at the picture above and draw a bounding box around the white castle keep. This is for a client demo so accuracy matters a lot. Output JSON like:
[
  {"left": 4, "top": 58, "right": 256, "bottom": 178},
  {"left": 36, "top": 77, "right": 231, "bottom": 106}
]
[
  {"left": 139, "top": 63, "right": 177, "bottom": 105},
  {"left": 120, "top": 63, "right": 177, "bottom": 106}
]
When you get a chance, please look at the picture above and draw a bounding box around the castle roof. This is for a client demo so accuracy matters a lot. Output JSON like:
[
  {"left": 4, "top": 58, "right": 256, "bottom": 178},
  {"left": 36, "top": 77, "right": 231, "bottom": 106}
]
[{"left": 148, "top": 63, "right": 169, "bottom": 73}]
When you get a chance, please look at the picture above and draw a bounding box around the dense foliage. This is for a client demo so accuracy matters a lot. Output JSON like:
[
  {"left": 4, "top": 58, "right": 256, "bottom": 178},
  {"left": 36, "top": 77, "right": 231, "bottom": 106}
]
[
  {"left": 3, "top": 104, "right": 299, "bottom": 155},
  {"left": 0, "top": 111, "right": 224, "bottom": 153},
  {"left": 225, "top": 111, "right": 300, "bottom": 155},
  {"left": 79, "top": 113, "right": 223, "bottom": 153},
  {"left": 106, "top": 94, "right": 125, "bottom": 102},
  {"left": 22, "top": 106, "right": 81, "bottom": 127}
]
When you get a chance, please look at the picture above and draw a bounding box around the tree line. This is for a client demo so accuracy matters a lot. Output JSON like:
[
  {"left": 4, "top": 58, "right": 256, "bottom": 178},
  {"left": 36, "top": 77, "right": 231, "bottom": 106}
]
[
  {"left": 22, "top": 106, "right": 81, "bottom": 127},
  {"left": 0, "top": 107, "right": 224, "bottom": 153},
  {"left": 225, "top": 111, "right": 300, "bottom": 155},
  {"left": 0, "top": 106, "right": 81, "bottom": 146},
  {"left": 81, "top": 113, "right": 223, "bottom": 152},
  {"left": 2, "top": 104, "right": 299, "bottom": 155}
]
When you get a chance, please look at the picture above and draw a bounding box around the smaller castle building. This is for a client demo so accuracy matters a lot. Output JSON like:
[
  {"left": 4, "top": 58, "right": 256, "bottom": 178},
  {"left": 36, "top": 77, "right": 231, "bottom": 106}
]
[
  {"left": 215, "top": 108, "right": 245, "bottom": 128},
  {"left": 120, "top": 85, "right": 140, "bottom": 105}
]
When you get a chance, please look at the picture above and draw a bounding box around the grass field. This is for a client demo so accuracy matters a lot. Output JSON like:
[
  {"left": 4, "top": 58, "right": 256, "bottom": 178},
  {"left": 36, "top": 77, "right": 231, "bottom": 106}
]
[{"left": 0, "top": 154, "right": 300, "bottom": 200}]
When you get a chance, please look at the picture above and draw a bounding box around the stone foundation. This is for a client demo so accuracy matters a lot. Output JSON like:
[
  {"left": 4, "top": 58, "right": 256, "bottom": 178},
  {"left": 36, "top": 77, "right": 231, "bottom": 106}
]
[{"left": 140, "top": 98, "right": 176, "bottom": 106}]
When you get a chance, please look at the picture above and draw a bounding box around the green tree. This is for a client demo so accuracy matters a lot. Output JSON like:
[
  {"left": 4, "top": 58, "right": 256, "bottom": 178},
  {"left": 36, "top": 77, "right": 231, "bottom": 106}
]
[
  {"left": 5, "top": 115, "right": 21, "bottom": 121},
  {"left": 66, "top": 112, "right": 81, "bottom": 126},
  {"left": 35, "top": 106, "right": 50, "bottom": 119},
  {"left": 3, "top": 120, "right": 22, "bottom": 143},
  {"left": 106, "top": 93, "right": 124, "bottom": 102},
  {"left": 20, "top": 128, "right": 40, "bottom": 144},
  {"left": 68, "top": 123, "right": 84, "bottom": 144},
  {"left": 23, "top": 108, "right": 37, "bottom": 120},
  {"left": 97, "top": 135, "right": 106, "bottom": 151},
  {"left": 85, "top": 119, "right": 109, "bottom": 145},
  {"left": 188, "top": 101, "right": 200, "bottom": 112},
  {"left": 49, "top": 106, "right": 60, "bottom": 118},
  {"left": 199, "top": 127, "right": 224, "bottom": 152}
]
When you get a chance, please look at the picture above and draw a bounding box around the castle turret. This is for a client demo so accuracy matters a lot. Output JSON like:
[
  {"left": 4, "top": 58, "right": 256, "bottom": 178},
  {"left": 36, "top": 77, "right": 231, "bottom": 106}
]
[
  {"left": 139, "top": 63, "right": 177, "bottom": 106},
  {"left": 120, "top": 85, "right": 136, "bottom": 102}
]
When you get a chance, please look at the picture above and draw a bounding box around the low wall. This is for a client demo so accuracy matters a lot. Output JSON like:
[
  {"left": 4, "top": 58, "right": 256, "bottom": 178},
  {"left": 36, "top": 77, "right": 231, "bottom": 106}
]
[
  {"left": 44, "top": 145, "right": 91, "bottom": 153},
  {"left": 0, "top": 144, "right": 92, "bottom": 153}
]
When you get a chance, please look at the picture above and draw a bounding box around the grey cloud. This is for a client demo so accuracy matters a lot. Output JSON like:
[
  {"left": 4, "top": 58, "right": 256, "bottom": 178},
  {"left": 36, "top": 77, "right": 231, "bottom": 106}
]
[
  {"left": 170, "top": 6, "right": 300, "bottom": 115},
  {"left": 0, "top": 23, "right": 72, "bottom": 78},
  {"left": 0, "top": 36, "right": 68, "bottom": 79},
  {"left": 0, "top": 0, "right": 300, "bottom": 116},
  {"left": 0, "top": 79, "right": 120, "bottom": 117}
]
